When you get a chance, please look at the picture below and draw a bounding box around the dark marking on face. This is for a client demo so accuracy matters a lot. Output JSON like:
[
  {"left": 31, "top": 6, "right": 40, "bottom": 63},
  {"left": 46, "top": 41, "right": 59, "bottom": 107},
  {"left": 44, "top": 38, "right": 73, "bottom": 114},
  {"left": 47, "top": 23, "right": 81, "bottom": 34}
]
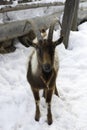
[{"left": 36, "top": 40, "right": 55, "bottom": 73}]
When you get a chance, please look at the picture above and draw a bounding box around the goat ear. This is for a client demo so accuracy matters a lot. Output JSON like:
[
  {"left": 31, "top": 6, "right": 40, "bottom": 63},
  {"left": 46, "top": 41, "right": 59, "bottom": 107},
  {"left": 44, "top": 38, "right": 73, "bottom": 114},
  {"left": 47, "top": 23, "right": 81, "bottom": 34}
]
[
  {"left": 24, "top": 38, "right": 38, "bottom": 48},
  {"left": 18, "top": 36, "right": 30, "bottom": 47},
  {"left": 54, "top": 36, "right": 63, "bottom": 46},
  {"left": 18, "top": 35, "right": 39, "bottom": 48},
  {"left": 24, "top": 40, "right": 38, "bottom": 48}
]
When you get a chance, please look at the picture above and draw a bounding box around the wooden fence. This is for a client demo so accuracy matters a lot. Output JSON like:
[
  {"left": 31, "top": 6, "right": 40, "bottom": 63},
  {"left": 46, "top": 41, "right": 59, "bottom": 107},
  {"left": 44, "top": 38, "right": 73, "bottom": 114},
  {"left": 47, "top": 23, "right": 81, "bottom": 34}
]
[{"left": 0, "top": 0, "right": 87, "bottom": 42}]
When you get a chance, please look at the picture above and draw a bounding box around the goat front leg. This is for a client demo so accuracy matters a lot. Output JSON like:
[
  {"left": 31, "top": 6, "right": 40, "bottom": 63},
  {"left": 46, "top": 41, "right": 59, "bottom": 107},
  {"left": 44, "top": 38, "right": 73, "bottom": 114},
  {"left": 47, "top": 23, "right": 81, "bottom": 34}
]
[
  {"left": 31, "top": 88, "right": 40, "bottom": 121},
  {"left": 46, "top": 89, "right": 53, "bottom": 125}
]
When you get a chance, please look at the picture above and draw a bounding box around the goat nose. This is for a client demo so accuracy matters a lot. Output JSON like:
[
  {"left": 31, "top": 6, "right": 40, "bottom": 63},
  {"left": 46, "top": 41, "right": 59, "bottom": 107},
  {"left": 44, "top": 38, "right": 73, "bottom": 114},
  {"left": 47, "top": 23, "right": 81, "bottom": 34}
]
[{"left": 43, "top": 64, "right": 51, "bottom": 73}]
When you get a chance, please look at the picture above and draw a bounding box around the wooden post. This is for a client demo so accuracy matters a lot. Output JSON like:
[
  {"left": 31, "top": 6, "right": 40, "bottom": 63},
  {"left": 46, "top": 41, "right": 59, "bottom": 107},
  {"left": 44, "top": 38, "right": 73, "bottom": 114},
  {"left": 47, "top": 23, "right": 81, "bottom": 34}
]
[
  {"left": 61, "top": 0, "right": 79, "bottom": 48},
  {"left": 71, "top": 0, "right": 79, "bottom": 31}
]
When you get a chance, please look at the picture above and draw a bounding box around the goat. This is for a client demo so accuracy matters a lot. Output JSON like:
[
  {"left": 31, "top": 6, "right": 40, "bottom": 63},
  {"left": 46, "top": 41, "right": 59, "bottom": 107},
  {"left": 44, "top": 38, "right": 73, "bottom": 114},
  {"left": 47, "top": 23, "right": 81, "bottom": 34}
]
[{"left": 21, "top": 21, "right": 63, "bottom": 125}]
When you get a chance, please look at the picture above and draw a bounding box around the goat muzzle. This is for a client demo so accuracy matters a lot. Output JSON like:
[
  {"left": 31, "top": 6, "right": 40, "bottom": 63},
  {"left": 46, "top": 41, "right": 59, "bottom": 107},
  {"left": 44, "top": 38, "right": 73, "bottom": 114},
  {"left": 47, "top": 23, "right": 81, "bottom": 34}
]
[{"left": 42, "top": 64, "right": 52, "bottom": 73}]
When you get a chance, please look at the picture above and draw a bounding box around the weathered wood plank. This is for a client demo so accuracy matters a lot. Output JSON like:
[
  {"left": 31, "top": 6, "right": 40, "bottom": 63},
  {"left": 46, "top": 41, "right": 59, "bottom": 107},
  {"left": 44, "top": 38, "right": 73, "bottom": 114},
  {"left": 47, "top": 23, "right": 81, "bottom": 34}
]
[
  {"left": 0, "top": 1, "right": 87, "bottom": 42},
  {"left": 0, "top": 0, "right": 87, "bottom": 14},
  {"left": 0, "top": 2, "right": 64, "bottom": 13},
  {"left": 0, "top": 12, "right": 61, "bottom": 42},
  {"left": 0, "top": 9, "right": 87, "bottom": 42}
]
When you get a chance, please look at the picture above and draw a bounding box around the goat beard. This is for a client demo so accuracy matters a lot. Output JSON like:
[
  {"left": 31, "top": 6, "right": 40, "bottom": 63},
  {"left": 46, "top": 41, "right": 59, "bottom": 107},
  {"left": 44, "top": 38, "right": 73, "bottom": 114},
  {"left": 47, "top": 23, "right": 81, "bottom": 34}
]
[{"left": 42, "top": 68, "right": 53, "bottom": 81}]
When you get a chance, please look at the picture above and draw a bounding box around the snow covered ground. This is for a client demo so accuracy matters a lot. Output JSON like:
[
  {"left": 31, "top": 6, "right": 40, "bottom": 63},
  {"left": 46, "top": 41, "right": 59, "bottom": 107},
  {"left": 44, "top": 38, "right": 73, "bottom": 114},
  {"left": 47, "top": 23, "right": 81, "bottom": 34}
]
[
  {"left": 0, "top": 0, "right": 87, "bottom": 129},
  {"left": 0, "top": 20, "right": 87, "bottom": 130}
]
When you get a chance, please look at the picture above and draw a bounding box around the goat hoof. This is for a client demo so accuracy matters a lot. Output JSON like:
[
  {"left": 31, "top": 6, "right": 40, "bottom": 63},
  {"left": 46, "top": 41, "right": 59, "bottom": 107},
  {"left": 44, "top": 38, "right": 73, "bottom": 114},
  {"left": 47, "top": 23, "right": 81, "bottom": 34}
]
[
  {"left": 47, "top": 114, "right": 53, "bottom": 125},
  {"left": 48, "top": 118, "right": 53, "bottom": 125},
  {"left": 35, "top": 113, "right": 40, "bottom": 122},
  {"left": 35, "top": 117, "right": 39, "bottom": 122}
]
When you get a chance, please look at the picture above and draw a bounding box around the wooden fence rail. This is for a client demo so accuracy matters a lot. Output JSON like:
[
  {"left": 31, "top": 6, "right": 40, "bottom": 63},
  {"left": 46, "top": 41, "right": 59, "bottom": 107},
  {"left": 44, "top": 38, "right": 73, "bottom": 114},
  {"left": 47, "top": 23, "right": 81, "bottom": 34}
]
[
  {"left": 0, "top": 2, "right": 64, "bottom": 13},
  {"left": 0, "top": 1, "right": 87, "bottom": 42},
  {"left": 0, "top": 12, "right": 61, "bottom": 42}
]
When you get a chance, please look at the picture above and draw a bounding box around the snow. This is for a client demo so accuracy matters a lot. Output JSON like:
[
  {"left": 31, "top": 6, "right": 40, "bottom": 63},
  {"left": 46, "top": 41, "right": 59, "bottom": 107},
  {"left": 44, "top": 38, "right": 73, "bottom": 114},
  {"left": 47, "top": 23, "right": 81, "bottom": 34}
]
[
  {"left": 0, "top": 0, "right": 87, "bottom": 129},
  {"left": 0, "top": 21, "right": 87, "bottom": 130}
]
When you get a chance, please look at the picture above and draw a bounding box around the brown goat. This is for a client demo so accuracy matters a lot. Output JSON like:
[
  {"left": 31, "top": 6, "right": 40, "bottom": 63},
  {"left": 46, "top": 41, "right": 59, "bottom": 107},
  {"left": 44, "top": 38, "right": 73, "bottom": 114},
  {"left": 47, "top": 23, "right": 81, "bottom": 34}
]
[{"left": 24, "top": 21, "right": 63, "bottom": 125}]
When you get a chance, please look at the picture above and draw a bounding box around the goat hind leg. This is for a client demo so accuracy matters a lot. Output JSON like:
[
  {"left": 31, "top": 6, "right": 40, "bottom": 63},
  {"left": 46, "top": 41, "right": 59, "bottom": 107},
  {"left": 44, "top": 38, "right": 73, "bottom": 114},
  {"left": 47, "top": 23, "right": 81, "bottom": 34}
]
[
  {"left": 44, "top": 86, "right": 59, "bottom": 97},
  {"left": 55, "top": 85, "right": 59, "bottom": 97}
]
